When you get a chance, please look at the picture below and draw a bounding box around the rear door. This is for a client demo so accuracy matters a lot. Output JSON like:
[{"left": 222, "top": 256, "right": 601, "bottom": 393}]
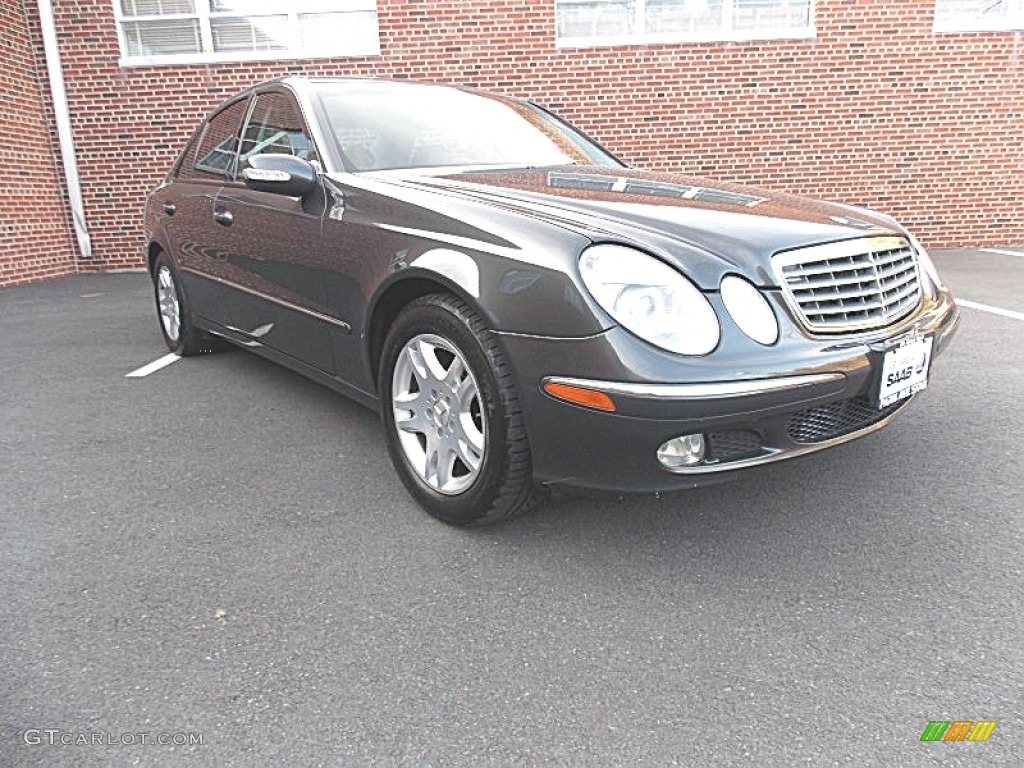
[{"left": 167, "top": 96, "right": 251, "bottom": 329}]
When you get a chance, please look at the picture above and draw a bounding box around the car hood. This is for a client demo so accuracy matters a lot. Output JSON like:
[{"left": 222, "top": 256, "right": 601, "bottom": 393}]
[{"left": 363, "top": 166, "right": 905, "bottom": 288}]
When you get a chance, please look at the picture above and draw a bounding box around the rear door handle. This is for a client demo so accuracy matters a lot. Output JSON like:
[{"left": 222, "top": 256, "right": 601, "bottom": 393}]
[
  {"left": 213, "top": 210, "right": 233, "bottom": 226},
  {"left": 162, "top": 203, "right": 176, "bottom": 216}
]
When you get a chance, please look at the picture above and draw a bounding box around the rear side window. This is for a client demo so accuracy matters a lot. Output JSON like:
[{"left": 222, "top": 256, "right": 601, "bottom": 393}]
[
  {"left": 171, "top": 127, "right": 201, "bottom": 179},
  {"left": 190, "top": 98, "right": 250, "bottom": 180},
  {"left": 238, "top": 91, "right": 316, "bottom": 172}
]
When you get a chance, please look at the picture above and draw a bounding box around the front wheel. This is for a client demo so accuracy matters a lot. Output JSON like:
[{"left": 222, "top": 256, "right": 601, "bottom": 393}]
[{"left": 379, "top": 294, "right": 540, "bottom": 525}]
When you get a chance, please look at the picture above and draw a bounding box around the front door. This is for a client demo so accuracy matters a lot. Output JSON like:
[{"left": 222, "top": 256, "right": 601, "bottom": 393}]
[{"left": 213, "top": 88, "right": 341, "bottom": 374}]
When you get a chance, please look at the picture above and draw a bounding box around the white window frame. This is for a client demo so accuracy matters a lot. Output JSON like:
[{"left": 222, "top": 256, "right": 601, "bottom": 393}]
[
  {"left": 933, "top": 0, "right": 1024, "bottom": 32},
  {"left": 555, "top": 0, "right": 816, "bottom": 48},
  {"left": 113, "top": 0, "right": 380, "bottom": 67}
]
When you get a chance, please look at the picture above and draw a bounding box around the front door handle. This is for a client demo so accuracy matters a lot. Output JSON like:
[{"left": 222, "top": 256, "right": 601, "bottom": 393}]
[
  {"left": 213, "top": 210, "right": 234, "bottom": 226},
  {"left": 162, "top": 203, "right": 176, "bottom": 216}
]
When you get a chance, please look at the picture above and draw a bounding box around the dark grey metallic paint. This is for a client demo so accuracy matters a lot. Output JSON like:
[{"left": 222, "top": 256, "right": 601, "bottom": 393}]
[{"left": 144, "top": 76, "right": 959, "bottom": 493}]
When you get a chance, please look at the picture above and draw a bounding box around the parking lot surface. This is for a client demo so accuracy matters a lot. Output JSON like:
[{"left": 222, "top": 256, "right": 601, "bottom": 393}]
[{"left": 1, "top": 248, "right": 1022, "bottom": 766}]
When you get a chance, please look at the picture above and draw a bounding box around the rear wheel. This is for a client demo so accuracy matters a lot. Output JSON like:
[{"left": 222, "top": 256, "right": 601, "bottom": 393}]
[
  {"left": 152, "top": 252, "right": 211, "bottom": 356},
  {"left": 380, "top": 293, "right": 541, "bottom": 525}
]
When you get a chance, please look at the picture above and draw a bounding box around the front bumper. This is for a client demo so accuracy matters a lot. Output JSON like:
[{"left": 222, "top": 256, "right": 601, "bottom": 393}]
[{"left": 500, "top": 288, "right": 960, "bottom": 492}]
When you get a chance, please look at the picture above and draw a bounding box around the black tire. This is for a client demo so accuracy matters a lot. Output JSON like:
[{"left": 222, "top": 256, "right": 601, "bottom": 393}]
[
  {"left": 379, "top": 293, "right": 542, "bottom": 525},
  {"left": 152, "top": 252, "right": 217, "bottom": 356}
]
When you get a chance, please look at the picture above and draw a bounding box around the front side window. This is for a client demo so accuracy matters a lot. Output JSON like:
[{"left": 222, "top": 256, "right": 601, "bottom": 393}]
[
  {"left": 190, "top": 97, "right": 249, "bottom": 180},
  {"left": 114, "top": 0, "right": 380, "bottom": 65},
  {"left": 238, "top": 92, "right": 315, "bottom": 170},
  {"left": 556, "top": 0, "right": 813, "bottom": 46},
  {"left": 934, "top": 0, "right": 1024, "bottom": 31}
]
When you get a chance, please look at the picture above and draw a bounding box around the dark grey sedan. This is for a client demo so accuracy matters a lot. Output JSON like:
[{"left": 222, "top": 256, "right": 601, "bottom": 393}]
[{"left": 144, "top": 76, "right": 959, "bottom": 525}]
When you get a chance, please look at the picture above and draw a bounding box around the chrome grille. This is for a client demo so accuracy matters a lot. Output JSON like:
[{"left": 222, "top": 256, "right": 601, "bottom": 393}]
[{"left": 773, "top": 236, "right": 922, "bottom": 333}]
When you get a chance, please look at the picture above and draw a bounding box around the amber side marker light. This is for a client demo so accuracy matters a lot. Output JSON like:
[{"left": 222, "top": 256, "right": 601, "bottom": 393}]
[{"left": 542, "top": 381, "right": 616, "bottom": 412}]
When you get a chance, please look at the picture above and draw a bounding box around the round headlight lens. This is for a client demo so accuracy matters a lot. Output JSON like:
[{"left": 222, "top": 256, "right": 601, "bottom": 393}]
[
  {"left": 720, "top": 275, "right": 779, "bottom": 346},
  {"left": 579, "top": 244, "right": 720, "bottom": 355}
]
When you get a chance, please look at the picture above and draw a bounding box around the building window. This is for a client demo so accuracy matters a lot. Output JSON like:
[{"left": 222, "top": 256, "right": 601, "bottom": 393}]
[
  {"left": 555, "top": 0, "right": 814, "bottom": 47},
  {"left": 114, "top": 0, "right": 380, "bottom": 66},
  {"left": 934, "top": 0, "right": 1024, "bottom": 31}
]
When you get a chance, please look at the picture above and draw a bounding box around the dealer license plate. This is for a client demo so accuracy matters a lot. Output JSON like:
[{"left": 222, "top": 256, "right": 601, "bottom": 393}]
[{"left": 876, "top": 335, "right": 934, "bottom": 409}]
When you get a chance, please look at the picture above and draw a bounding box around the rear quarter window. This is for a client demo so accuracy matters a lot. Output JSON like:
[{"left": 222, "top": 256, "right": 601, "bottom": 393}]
[{"left": 171, "top": 127, "right": 202, "bottom": 180}]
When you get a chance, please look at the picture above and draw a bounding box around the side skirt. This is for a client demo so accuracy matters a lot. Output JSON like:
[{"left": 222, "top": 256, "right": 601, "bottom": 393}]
[{"left": 194, "top": 316, "right": 380, "bottom": 412}]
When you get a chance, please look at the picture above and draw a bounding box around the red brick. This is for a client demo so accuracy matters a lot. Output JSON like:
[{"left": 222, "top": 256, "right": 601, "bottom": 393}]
[{"left": 4, "top": 0, "right": 1023, "bottom": 286}]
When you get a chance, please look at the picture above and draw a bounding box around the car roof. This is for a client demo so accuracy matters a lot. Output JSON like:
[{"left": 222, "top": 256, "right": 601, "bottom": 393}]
[
  {"left": 201, "top": 75, "right": 506, "bottom": 126},
  {"left": 208, "top": 76, "right": 526, "bottom": 115},
  {"left": 277, "top": 75, "right": 457, "bottom": 86},
  {"left": 265, "top": 75, "right": 521, "bottom": 101}
]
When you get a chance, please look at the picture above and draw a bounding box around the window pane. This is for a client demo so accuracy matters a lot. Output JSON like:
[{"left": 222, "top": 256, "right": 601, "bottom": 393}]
[
  {"left": 239, "top": 92, "right": 313, "bottom": 168},
  {"left": 937, "top": 0, "right": 1002, "bottom": 17},
  {"left": 733, "top": 0, "right": 812, "bottom": 31},
  {"left": 557, "top": 1, "right": 634, "bottom": 38},
  {"left": 120, "top": 0, "right": 195, "bottom": 16},
  {"left": 646, "top": 0, "right": 724, "bottom": 34},
  {"left": 936, "top": 0, "right": 1024, "bottom": 25},
  {"left": 212, "top": 0, "right": 376, "bottom": 10},
  {"left": 298, "top": 11, "right": 378, "bottom": 50},
  {"left": 316, "top": 82, "right": 622, "bottom": 171},
  {"left": 209, "top": 0, "right": 291, "bottom": 12},
  {"left": 173, "top": 128, "right": 202, "bottom": 179},
  {"left": 194, "top": 98, "right": 249, "bottom": 180},
  {"left": 122, "top": 19, "right": 201, "bottom": 56},
  {"left": 119, "top": 0, "right": 382, "bottom": 59},
  {"left": 210, "top": 16, "right": 289, "bottom": 52}
]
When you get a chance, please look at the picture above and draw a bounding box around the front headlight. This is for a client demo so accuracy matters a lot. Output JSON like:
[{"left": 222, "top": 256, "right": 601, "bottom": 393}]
[
  {"left": 720, "top": 275, "right": 779, "bottom": 345},
  {"left": 907, "top": 232, "right": 944, "bottom": 293},
  {"left": 578, "top": 244, "right": 720, "bottom": 355}
]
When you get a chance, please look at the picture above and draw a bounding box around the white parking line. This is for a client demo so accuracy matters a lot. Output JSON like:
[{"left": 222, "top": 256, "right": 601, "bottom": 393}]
[
  {"left": 126, "top": 353, "right": 181, "bottom": 378},
  {"left": 979, "top": 247, "right": 1024, "bottom": 258},
  {"left": 958, "top": 299, "right": 1024, "bottom": 323}
]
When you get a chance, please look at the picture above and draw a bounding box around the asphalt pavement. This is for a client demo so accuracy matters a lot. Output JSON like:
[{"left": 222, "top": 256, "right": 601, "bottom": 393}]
[{"left": 1, "top": 248, "right": 1021, "bottom": 766}]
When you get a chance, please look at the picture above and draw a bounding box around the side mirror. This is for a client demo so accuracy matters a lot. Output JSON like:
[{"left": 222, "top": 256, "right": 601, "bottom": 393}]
[{"left": 241, "top": 153, "right": 318, "bottom": 197}]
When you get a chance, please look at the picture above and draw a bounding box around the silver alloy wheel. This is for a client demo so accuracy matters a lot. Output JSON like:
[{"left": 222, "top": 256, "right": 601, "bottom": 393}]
[
  {"left": 391, "top": 333, "right": 486, "bottom": 495},
  {"left": 156, "top": 265, "right": 181, "bottom": 342}
]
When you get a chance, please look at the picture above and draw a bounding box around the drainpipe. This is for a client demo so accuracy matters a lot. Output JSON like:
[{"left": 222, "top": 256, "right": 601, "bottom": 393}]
[{"left": 37, "top": 0, "right": 92, "bottom": 260}]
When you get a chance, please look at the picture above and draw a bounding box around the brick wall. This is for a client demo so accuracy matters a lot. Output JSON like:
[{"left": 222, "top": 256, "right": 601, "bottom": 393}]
[
  {"left": 0, "top": 0, "right": 76, "bottom": 287},
  {"left": 9, "top": 0, "right": 1024, "bottom": 285}
]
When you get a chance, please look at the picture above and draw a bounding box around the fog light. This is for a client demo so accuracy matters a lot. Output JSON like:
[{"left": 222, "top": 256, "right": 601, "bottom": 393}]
[{"left": 657, "top": 433, "right": 706, "bottom": 469}]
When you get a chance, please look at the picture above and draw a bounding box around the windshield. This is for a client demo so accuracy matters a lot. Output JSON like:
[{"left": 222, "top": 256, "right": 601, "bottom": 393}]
[{"left": 313, "top": 81, "right": 625, "bottom": 173}]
